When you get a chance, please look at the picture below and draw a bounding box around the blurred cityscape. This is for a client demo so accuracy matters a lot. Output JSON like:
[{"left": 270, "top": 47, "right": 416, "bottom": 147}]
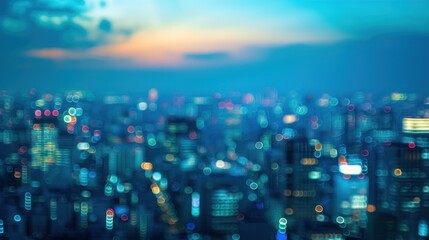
[
  {"left": 0, "top": 88, "right": 429, "bottom": 240},
  {"left": 2, "top": 0, "right": 429, "bottom": 239}
]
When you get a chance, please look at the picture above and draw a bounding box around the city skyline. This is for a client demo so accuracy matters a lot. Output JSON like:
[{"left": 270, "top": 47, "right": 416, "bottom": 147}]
[
  {"left": 0, "top": 88, "right": 428, "bottom": 239},
  {"left": 1, "top": 2, "right": 429, "bottom": 239}
]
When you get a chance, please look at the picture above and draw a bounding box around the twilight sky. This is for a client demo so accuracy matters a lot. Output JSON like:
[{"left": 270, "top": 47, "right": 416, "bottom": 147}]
[{"left": 1, "top": 0, "right": 429, "bottom": 95}]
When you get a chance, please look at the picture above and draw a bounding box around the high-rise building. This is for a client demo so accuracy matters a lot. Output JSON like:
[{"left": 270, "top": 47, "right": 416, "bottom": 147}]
[
  {"left": 199, "top": 174, "right": 249, "bottom": 238},
  {"left": 284, "top": 138, "right": 321, "bottom": 223},
  {"left": 31, "top": 113, "right": 59, "bottom": 173},
  {"left": 382, "top": 142, "right": 429, "bottom": 239},
  {"left": 164, "top": 117, "right": 198, "bottom": 171}
]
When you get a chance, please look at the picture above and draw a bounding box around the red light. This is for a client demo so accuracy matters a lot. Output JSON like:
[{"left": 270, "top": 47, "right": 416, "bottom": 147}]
[
  {"left": 127, "top": 125, "right": 135, "bottom": 134},
  {"left": 409, "top": 142, "right": 416, "bottom": 149},
  {"left": 189, "top": 132, "right": 197, "bottom": 140},
  {"left": 361, "top": 149, "right": 369, "bottom": 157},
  {"left": 52, "top": 110, "right": 59, "bottom": 116},
  {"left": 18, "top": 146, "right": 27, "bottom": 154},
  {"left": 82, "top": 125, "right": 89, "bottom": 133},
  {"left": 94, "top": 130, "right": 101, "bottom": 137},
  {"left": 44, "top": 109, "right": 51, "bottom": 117},
  {"left": 106, "top": 208, "right": 114, "bottom": 217},
  {"left": 35, "top": 110, "right": 42, "bottom": 117},
  {"left": 120, "top": 214, "right": 128, "bottom": 221},
  {"left": 338, "top": 156, "right": 347, "bottom": 165}
]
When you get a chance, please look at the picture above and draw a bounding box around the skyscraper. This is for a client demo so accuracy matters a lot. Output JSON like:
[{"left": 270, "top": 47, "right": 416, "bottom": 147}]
[
  {"left": 382, "top": 142, "right": 429, "bottom": 239},
  {"left": 31, "top": 111, "right": 59, "bottom": 173},
  {"left": 164, "top": 117, "right": 198, "bottom": 171},
  {"left": 284, "top": 138, "right": 320, "bottom": 223}
]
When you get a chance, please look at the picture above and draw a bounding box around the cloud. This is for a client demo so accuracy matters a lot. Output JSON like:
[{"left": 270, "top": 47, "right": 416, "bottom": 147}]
[
  {"left": 98, "top": 18, "right": 111, "bottom": 32},
  {"left": 0, "top": 0, "right": 133, "bottom": 53},
  {"left": 6, "top": 1, "right": 345, "bottom": 68},
  {"left": 25, "top": 22, "right": 343, "bottom": 68},
  {"left": 23, "top": 2, "right": 345, "bottom": 68},
  {"left": 9, "top": 0, "right": 429, "bottom": 69}
]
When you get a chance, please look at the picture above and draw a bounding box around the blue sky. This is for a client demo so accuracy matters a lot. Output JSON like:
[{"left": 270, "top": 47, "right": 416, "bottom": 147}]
[{"left": 1, "top": 0, "right": 429, "bottom": 95}]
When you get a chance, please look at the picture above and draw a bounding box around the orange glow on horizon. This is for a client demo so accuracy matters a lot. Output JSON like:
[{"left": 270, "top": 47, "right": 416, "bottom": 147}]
[
  {"left": 27, "top": 48, "right": 70, "bottom": 59},
  {"left": 26, "top": 23, "right": 343, "bottom": 68}
]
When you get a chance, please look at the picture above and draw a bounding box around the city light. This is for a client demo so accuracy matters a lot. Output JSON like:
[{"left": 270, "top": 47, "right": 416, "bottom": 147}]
[
  {"left": 191, "top": 192, "right": 200, "bottom": 217},
  {"left": 141, "top": 162, "right": 153, "bottom": 170},
  {"left": 106, "top": 208, "right": 115, "bottom": 230},
  {"left": 24, "top": 192, "right": 31, "bottom": 210},
  {"left": 403, "top": 118, "right": 429, "bottom": 133},
  {"left": 339, "top": 165, "right": 363, "bottom": 175},
  {"left": 0, "top": 78, "right": 428, "bottom": 239}
]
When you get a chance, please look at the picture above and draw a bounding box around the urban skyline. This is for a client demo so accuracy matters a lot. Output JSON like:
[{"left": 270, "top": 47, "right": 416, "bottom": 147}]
[
  {"left": 1, "top": 1, "right": 429, "bottom": 239},
  {"left": 0, "top": 89, "right": 428, "bottom": 239}
]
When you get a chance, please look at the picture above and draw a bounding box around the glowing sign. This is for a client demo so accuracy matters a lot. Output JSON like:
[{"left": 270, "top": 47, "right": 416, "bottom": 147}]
[
  {"left": 77, "top": 142, "right": 90, "bottom": 150},
  {"left": 419, "top": 221, "right": 429, "bottom": 237},
  {"left": 191, "top": 192, "right": 200, "bottom": 217},
  {"left": 391, "top": 92, "right": 407, "bottom": 101},
  {"left": 339, "top": 165, "right": 362, "bottom": 175},
  {"left": 308, "top": 171, "right": 321, "bottom": 180},
  {"left": 403, "top": 118, "right": 429, "bottom": 133},
  {"left": 351, "top": 195, "right": 367, "bottom": 209}
]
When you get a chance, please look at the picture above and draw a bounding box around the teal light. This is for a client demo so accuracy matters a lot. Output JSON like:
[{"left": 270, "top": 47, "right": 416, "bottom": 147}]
[
  {"left": 13, "top": 215, "right": 21, "bottom": 222},
  {"left": 68, "top": 107, "right": 76, "bottom": 116}
]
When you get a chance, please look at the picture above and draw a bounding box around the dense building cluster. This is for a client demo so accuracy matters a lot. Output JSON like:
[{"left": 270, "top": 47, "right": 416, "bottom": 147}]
[{"left": 0, "top": 89, "right": 429, "bottom": 239}]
